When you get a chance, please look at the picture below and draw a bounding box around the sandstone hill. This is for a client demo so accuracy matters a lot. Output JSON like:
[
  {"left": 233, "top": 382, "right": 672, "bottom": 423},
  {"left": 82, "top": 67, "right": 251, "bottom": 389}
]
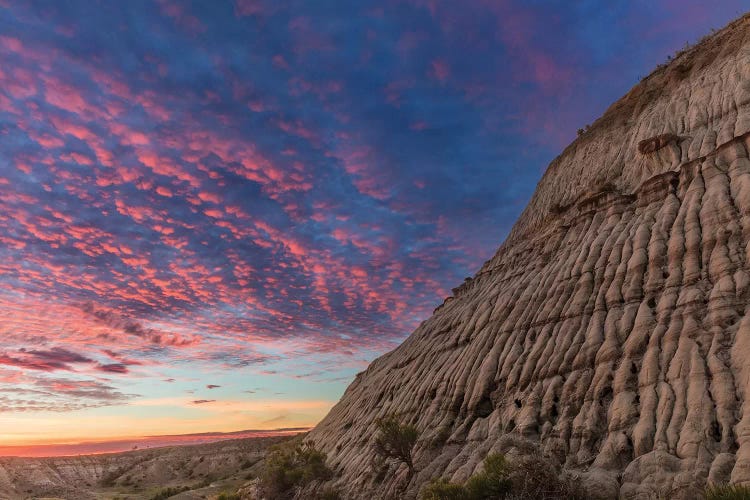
[{"left": 308, "top": 12, "right": 750, "bottom": 499}]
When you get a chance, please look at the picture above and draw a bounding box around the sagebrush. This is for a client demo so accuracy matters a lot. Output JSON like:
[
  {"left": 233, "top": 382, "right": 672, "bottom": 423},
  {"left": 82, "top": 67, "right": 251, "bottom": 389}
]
[
  {"left": 420, "top": 452, "right": 588, "bottom": 500},
  {"left": 258, "top": 439, "right": 333, "bottom": 499}
]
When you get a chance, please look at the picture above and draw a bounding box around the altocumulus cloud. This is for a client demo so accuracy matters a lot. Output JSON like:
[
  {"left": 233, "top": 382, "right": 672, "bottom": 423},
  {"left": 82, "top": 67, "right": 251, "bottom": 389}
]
[{"left": 0, "top": 0, "right": 745, "bottom": 415}]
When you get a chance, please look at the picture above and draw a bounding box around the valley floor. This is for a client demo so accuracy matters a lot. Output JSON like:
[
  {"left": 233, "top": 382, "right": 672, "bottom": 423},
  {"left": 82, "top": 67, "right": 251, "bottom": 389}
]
[{"left": 0, "top": 434, "right": 296, "bottom": 500}]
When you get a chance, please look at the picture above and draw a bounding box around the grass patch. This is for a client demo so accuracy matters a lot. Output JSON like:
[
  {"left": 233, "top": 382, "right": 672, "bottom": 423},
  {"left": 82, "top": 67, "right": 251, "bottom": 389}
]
[
  {"left": 420, "top": 452, "right": 588, "bottom": 500},
  {"left": 217, "top": 493, "right": 242, "bottom": 500},
  {"left": 705, "top": 484, "right": 750, "bottom": 500}
]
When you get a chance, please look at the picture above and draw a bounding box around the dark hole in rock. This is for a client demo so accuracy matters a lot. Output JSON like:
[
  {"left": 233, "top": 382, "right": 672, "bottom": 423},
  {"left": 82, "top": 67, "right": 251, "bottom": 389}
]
[
  {"left": 638, "top": 133, "right": 678, "bottom": 154},
  {"left": 647, "top": 297, "right": 656, "bottom": 308},
  {"left": 452, "top": 394, "right": 464, "bottom": 412},
  {"left": 514, "top": 398, "right": 522, "bottom": 408},
  {"left": 630, "top": 362, "right": 638, "bottom": 374},
  {"left": 711, "top": 421, "right": 722, "bottom": 442},
  {"left": 506, "top": 419, "right": 516, "bottom": 432},
  {"left": 476, "top": 395, "right": 493, "bottom": 418}
]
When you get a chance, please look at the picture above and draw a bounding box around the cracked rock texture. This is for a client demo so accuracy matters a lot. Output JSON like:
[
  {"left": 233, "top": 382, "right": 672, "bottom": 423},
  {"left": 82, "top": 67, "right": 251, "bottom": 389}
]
[{"left": 308, "top": 13, "right": 750, "bottom": 499}]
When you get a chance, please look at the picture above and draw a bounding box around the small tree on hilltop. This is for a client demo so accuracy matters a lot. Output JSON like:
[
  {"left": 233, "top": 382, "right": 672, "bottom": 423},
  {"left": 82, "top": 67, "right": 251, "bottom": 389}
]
[{"left": 373, "top": 415, "right": 419, "bottom": 477}]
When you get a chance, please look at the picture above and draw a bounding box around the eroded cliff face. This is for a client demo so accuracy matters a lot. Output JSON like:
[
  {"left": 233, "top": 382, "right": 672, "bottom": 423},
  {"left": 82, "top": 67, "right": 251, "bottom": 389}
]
[{"left": 308, "top": 13, "right": 750, "bottom": 499}]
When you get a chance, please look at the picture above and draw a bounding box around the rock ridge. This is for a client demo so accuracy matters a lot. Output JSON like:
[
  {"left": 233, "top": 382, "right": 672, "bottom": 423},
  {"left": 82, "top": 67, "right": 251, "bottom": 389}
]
[{"left": 308, "top": 12, "right": 750, "bottom": 500}]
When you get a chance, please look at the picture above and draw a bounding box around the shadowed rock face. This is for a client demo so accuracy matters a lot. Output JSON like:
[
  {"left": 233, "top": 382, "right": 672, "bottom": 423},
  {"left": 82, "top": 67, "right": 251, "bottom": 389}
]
[{"left": 308, "top": 13, "right": 750, "bottom": 500}]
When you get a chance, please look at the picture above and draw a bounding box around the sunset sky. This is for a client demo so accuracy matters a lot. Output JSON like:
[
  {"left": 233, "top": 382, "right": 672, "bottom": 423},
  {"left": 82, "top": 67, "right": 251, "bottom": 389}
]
[{"left": 0, "top": 0, "right": 747, "bottom": 452}]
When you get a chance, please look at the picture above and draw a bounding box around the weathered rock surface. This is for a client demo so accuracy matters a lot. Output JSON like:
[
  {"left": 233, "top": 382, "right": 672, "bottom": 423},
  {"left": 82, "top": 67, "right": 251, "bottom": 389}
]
[{"left": 308, "top": 13, "right": 750, "bottom": 499}]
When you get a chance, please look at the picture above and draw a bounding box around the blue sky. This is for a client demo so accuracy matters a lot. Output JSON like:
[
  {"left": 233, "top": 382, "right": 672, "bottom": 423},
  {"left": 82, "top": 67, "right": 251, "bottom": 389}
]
[{"left": 0, "top": 0, "right": 746, "bottom": 446}]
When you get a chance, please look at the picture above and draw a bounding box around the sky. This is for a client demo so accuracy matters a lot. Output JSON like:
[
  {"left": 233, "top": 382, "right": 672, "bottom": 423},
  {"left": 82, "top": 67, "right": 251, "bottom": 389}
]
[{"left": 0, "top": 0, "right": 747, "bottom": 452}]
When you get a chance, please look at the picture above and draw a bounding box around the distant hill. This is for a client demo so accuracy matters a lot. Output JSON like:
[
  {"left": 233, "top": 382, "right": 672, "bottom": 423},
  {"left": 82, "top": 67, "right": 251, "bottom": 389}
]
[
  {"left": 0, "top": 427, "right": 307, "bottom": 458},
  {"left": 0, "top": 434, "right": 295, "bottom": 499}
]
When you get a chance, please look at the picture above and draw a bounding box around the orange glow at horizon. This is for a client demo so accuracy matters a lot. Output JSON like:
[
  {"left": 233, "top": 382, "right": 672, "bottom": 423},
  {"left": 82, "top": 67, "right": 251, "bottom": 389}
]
[
  {"left": 0, "top": 428, "right": 309, "bottom": 457},
  {"left": 0, "top": 398, "right": 333, "bottom": 452}
]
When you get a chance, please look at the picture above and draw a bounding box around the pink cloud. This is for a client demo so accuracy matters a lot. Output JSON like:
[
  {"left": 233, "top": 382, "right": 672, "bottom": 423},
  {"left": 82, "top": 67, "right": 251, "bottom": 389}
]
[
  {"left": 158, "top": 0, "right": 206, "bottom": 34},
  {"left": 234, "top": 0, "right": 264, "bottom": 17},
  {"left": 430, "top": 59, "right": 450, "bottom": 82}
]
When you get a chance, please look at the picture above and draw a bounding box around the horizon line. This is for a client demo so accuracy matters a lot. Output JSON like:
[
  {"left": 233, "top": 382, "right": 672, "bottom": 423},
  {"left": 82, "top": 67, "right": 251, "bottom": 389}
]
[{"left": 0, "top": 427, "right": 311, "bottom": 458}]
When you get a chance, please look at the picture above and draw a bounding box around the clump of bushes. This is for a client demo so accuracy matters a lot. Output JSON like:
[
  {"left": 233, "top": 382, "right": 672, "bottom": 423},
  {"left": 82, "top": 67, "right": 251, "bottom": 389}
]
[
  {"left": 463, "top": 453, "right": 512, "bottom": 498},
  {"left": 421, "top": 452, "right": 587, "bottom": 500},
  {"left": 421, "top": 453, "right": 511, "bottom": 500},
  {"left": 373, "top": 415, "right": 419, "bottom": 477},
  {"left": 150, "top": 485, "right": 190, "bottom": 500},
  {"left": 422, "top": 478, "right": 467, "bottom": 499},
  {"left": 217, "top": 492, "right": 241, "bottom": 500},
  {"left": 705, "top": 484, "right": 750, "bottom": 500},
  {"left": 258, "top": 439, "right": 334, "bottom": 499},
  {"left": 509, "top": 453, "right": 587, "bottom": 499}
]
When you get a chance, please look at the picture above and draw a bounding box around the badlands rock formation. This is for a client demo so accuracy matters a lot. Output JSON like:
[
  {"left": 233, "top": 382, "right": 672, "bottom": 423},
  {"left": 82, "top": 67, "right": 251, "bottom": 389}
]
[
  {"left": 0, "top": 435, "right": 288, "bottom": 499},
  {"left": 309, "top": 13, "right": 750, "bottom": 499}
]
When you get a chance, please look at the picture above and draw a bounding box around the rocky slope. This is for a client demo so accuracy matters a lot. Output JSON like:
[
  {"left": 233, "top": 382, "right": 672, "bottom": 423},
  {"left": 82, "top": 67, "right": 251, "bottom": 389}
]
[
  {"left": 308, "top": 12, "right": 750, "bottom": 499},
  {"left": 0, "top": 435, "right": 290, "bottom": 500}
]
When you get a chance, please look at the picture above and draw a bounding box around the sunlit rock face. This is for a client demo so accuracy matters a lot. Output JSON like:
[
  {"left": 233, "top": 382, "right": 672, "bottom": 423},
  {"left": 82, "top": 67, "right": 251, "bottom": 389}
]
[{"left": 308, "top": 13, "right": 750, "bottom": 500}]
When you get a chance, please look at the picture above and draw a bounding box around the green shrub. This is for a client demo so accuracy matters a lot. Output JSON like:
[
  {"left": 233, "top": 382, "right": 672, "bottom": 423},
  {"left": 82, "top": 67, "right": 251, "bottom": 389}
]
[
  {"left": 464, "top": 453, "right": 511, "bottom": 499},
  {"left": 217, "top": 492, "right": 241, "bottom": 500},
  {"left": 506, "top": 453, "right": 587, "bottom": 499},
  {"left": 705, "top": 484, "right": 750, "bottom": 500},
  {"left": 420, "top": 452, "right": 586, "bottom": 500},
  {"left": 150, "top": 485, "right": 190, "bottom": 500},
  {"left": 259, "top": 440, "right": 333, "bottom": 499},
  {"left": 421, "top": 478, "right": 469, "bottom": 499},
  {"left": 420, "top": 454, "right": 510, "bottom": 500},
  {"left": 373, "top": 415, "right": 419, "bottom": 476}
]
